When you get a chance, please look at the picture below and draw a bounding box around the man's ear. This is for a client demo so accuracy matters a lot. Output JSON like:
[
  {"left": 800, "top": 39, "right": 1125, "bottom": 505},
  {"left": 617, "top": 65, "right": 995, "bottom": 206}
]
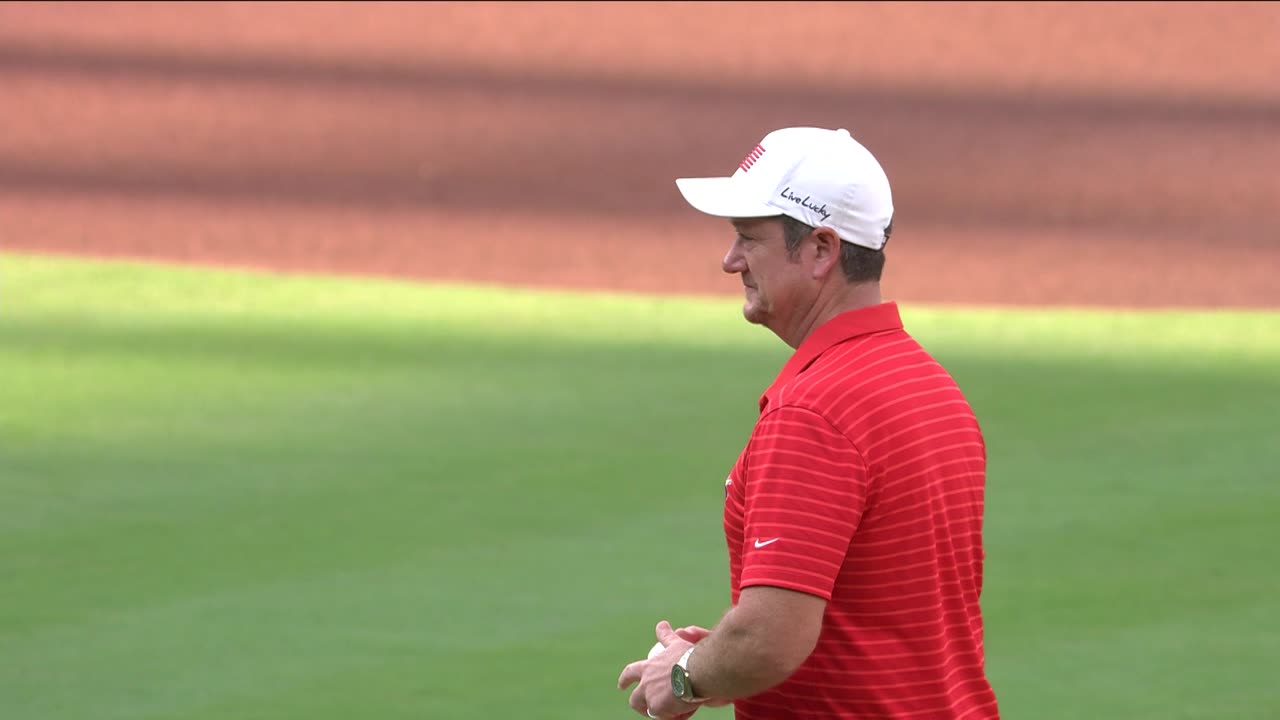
[{"left": 810, "top": 227, "right": 842, "bottom": 279}]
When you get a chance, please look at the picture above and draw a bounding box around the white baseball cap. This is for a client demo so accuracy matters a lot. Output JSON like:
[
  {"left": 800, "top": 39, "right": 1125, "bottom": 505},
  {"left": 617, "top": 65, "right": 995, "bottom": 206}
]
[{"left": 675, "top": 127, "right": 895, "bottom": 250}]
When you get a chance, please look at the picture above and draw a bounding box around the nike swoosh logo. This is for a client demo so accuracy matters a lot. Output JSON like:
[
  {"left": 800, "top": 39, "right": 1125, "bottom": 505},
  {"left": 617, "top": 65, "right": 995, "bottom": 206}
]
[{"left": 754, "top": 538, "right": 780, "bottom": 548}]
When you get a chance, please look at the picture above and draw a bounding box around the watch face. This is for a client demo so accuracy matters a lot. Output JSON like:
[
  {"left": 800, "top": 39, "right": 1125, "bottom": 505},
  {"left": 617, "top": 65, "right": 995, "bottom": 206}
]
[{"left": 671, "top": 664, "right": 688, "bottom": 698}]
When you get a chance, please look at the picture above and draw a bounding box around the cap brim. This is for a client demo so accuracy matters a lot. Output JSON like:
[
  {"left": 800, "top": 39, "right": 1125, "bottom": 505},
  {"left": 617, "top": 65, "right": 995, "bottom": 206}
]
[{"left": 675, "top": 177, "right": 777, "bottom": 218}]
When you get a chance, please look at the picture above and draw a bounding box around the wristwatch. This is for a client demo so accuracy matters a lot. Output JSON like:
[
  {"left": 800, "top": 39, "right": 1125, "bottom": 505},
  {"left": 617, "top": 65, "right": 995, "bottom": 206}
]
[{"left": 670, "top": 646, "right": 706, "bottom": 704}]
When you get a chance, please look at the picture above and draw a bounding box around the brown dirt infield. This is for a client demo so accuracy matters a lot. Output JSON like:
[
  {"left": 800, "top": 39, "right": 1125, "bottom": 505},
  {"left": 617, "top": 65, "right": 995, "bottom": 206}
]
[{"left": 2, "top": 2, "right": 1277, "bottom": 308}]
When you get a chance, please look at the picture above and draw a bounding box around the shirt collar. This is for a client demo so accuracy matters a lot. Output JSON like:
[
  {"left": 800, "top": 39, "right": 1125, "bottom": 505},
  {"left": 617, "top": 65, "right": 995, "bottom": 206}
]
[{"left": 759, "top": 301, "right": 904, "bottom": 413}]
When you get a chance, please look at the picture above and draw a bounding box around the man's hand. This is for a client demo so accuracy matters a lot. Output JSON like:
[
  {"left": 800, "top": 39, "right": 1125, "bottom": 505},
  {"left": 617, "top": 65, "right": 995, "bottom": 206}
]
[{"left": 617, "top": 621, "right": 701, "bottom": 719}]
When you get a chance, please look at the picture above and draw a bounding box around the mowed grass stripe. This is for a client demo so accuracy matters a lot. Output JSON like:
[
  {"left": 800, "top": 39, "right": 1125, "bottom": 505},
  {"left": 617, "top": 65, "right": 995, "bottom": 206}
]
[{"left": 1, "top": 253, "right": 1277, "bottom": 719}]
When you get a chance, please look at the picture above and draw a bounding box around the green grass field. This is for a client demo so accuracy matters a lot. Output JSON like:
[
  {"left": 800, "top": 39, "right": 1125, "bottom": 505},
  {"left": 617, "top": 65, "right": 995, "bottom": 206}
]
[{"left": 3, "top": 252, "right": 1277, "bottom": 719}]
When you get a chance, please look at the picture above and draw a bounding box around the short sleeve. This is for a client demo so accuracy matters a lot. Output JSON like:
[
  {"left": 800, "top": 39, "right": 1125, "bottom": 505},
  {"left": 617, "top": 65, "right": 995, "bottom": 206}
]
[{"left": 738, "top": 405, "right": 868, "bottom": 600}]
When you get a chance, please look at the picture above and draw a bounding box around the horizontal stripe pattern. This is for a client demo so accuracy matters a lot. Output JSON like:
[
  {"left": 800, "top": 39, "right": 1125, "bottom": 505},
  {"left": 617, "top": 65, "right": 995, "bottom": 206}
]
[{"left": 724, "top": 303, "right": 999, "bottom": 719}]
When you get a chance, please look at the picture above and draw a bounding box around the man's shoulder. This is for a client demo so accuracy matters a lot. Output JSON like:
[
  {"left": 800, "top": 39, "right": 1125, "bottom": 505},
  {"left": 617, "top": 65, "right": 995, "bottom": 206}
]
[
  {"left": 786, "top": 329, "right": 932, "bottom": 396},
  {"left": 774, "top": 330, "right": 971, "bottom": 427}
]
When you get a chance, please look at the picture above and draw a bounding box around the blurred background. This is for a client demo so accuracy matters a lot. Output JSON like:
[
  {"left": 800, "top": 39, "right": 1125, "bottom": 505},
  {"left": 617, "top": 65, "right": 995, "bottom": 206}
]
[
  {"left": 3, "top": 0, "right": 1277, "bottom": 306},
  {"left": 2, "top": 3, "right": 1278, "bottom": 720}
]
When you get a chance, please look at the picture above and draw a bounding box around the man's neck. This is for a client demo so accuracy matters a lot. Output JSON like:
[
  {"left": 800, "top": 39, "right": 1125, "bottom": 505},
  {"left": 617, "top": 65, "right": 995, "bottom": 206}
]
[{"left": 777, "top": 282, "right": 883, "bottom": 349}]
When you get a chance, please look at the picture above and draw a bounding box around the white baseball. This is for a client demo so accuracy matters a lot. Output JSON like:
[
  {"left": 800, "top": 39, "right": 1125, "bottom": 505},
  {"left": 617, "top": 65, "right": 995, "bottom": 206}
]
[{"left": 647, "top": 641, "right": 665, "bottom": 659}]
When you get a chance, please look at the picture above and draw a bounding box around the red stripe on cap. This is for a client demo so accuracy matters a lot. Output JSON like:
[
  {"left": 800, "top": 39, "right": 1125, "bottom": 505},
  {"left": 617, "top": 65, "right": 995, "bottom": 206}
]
[{"left": 739, "top": 144, "right": 766, "bottom": 172}]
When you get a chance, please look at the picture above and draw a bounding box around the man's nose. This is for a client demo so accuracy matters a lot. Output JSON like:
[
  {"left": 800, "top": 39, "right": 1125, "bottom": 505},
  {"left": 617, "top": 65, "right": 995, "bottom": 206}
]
[{"left": 722, "top": 245, "right": 747, "bottom": 275}]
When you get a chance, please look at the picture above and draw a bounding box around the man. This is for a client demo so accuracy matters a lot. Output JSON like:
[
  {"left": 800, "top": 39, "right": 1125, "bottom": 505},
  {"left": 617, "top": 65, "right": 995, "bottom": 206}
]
[{"left": 618, "top": 127, "right": 1000, "bottom": 719}]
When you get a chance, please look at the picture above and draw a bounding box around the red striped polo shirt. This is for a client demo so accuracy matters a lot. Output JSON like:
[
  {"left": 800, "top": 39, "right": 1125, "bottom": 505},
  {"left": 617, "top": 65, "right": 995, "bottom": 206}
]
[{"left": 724, "top": 301, "right": 999, "bottom": 719}]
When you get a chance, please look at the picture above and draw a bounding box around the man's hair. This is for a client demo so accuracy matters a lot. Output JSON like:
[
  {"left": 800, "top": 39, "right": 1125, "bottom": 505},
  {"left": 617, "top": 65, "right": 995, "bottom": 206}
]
[{"left": 780, "top": 215, "right": 886, "bottom": 283}]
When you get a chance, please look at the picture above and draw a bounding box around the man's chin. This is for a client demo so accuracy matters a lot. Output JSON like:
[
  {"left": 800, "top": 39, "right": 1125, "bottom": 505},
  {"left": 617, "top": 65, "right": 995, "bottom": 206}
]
[{"left": 742, "top": 303, "right": 768, "bottom": 326}]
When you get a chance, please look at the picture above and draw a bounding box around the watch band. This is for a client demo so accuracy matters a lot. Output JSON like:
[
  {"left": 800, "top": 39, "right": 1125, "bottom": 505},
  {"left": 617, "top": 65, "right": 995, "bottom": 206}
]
[{"left": 677, "top": 645, "right": 696, "bottom": 671}]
